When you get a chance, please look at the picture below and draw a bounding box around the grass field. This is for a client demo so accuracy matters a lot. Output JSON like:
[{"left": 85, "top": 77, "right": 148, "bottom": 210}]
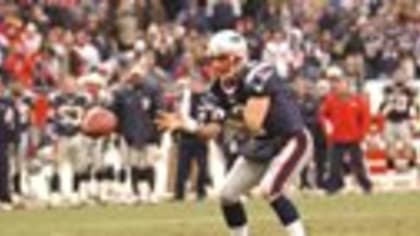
[{"left": 0, "top": 193, "right": 419, "bottom": 236}]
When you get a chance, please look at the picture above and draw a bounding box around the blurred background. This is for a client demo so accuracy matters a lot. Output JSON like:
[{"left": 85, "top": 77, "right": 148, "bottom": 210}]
[{"left": 0, "top": 0, "right": 419, "bottom": 213}]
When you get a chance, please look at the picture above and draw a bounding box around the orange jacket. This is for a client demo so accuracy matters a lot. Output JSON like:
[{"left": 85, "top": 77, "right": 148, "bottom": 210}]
[{"left": 319, "top": 92, "right": 370, "bottom": 144}]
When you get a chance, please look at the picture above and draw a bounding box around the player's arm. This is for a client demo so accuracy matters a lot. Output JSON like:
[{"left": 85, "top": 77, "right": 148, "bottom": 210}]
[
  {"left": 243, "top": 65, "right": 275, "bottom": 136},
  {"left": 155, "top": 85, "right": 225, "bottom": 139},
  {"left": 319, "top": 95, "right": 334, "bottom": 136},
  {"left": 149, "top": 81, "right": 165, "bottom": 118},
  {"left": 408, "top": 88, "right": 418, "bottom": 118},
  {"left": 154, "top": 111, "right": 222, "bottom": 140},
  {"left": 379, "top": 87, "right": 391, "bottom": 116},
  {"left": 196, "top": 122, "right": 222, "bottom": 140},
  {"left": 243, "top": 96, "right": 270, "bottom": 136},
  {"left": 358, "top": 96, "right": 371, "bottom": 140}
]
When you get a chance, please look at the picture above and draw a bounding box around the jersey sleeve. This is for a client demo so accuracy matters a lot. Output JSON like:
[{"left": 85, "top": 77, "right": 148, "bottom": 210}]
[
  {"left": 148, "top": 81, "right": 164, "bottom": 116},
  {"left": 244, "top": 64, "right": 276, "bottom": 97},
  {"left": 109, "top": 86, "right": 124, "bottom": 112}
]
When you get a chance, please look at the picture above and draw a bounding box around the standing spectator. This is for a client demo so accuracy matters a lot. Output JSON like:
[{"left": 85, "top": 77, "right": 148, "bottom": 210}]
[
  {"left": 27, "top": 5, "right": 50, "bottom": 34},
  {"left": 162, "top": 0, "right": 187, "bottom": 20},
  {"left": 262, "top": 30, "right": 293, "bottom": 77},
  {"left": 43, "top": 0, "right": 79, "bottom": 29},
  {"left": 294, "top": 78, "right": 327, "bottom": 189},
  {"left": 236, "top": 17, "right": 264, "bottom": 60},
  {"left": 343, "top": 54, "right": 366, "bottom": 92},
  {"left": 0, "top": 81, "right": 18, "bottom": 210},
  {"left": 367, "top": 0, "right": 384, "bottom": 16},
  {"left": 362, "top": 25, "right": 383, "bottom": 78},
  {"left": 174, "top": 51, "right": 203, "bottom": 81},
  {"left": 318, "top": 5, "right": 341, "bottom": 32},
  {"left": 209, "top": 0, "right": 239, "bottom": 31},
  {"left": 174, "top": 79, "right": 209, "bottom": 201},
  {"left": 398, "top": 51, "right": 416, "bottom": 80},
  {"left": 149, "top": 0, "right": 168, "bottom": 24},
  {"left": 243, "top": 0, "right": 266, "bottom": 18},
  {"left": 73, "top": 30, "right": 101, "bottom": 75},
  {"left": 114, "top": 0, "right": 139, "bottom": 50},
  {"left": 111, "top": 60, "right": 164, "bottom": 203},
  {"left": 256, "top": 0, "right": 282, "bottom": 30},
  {"left": 320, "top": 67, "right": 372, "bottom": 194},
  {"left": 377, "top": 40, "right": 400, "bottom": 78}
]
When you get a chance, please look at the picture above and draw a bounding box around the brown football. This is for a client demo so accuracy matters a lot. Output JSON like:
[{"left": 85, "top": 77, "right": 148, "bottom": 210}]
[{"left": 81, "top": 107, "right": 118, "bottom": 138}]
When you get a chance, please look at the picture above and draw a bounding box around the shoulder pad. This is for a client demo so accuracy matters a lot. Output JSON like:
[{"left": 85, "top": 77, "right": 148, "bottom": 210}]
[{"left": 48, "top": 92, "right": 62, "bottom": 105}]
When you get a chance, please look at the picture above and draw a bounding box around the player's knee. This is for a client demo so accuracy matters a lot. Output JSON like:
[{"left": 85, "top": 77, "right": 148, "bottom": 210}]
[
  {"left": 117, "top": 169, "right": 127, "bottom": 183},
  {"left": 270, "top": 195, "right": 300, "bottom": 226},
  {"left": 259, "top": 184, "right": 283, "bottom": 202},
  {"left": 94, "top": 169, "right": 104, "bottom": 181},
  {"left": 77, "top": 171, "right": 90, "bottom": 182},
  {"left": 103, "top": 166, "right": 115, "bottom": 180},
  {"left": 220, "top": 186, "right": 241, "bottom": 205}
]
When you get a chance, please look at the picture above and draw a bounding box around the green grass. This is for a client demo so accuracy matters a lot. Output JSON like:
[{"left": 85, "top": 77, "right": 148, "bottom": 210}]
[{"left": 0, "top": 193, "right": 419, "bottom": 236}]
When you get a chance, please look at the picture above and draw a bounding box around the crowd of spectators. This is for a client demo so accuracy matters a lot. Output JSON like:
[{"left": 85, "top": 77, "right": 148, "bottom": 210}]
[{"left": 0, "top": 0, "right": 420, "bottom": 210}]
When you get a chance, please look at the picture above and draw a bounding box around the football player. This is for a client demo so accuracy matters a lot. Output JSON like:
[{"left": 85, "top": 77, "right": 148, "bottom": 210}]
[
  {"left": 379, "top": 77, "right": 418, "bottom": 169},
  {"left": 156, "top": 30, "right": 313, "bottom": 236},
  {"left": 79, "top": 73, "right": 119, "bottom": 204},
  {"left": 110, "top": 60, "right": 164, "bottom": 204},
  {"left": 49, "top": 78, "right": 91, "bottom": 205},
  {"left": 9, "top": 86, "right": 35, "bottom": 200}
]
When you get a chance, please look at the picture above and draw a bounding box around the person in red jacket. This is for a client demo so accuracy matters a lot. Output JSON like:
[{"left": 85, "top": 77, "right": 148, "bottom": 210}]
[{"left": 319, "top": 69, "right": 372, "bottom": 194}]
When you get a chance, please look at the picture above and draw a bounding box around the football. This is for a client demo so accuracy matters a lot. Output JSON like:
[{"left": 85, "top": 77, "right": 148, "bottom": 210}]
[{"left": 81, "top": 106, "right": 118, "bottom": 138}]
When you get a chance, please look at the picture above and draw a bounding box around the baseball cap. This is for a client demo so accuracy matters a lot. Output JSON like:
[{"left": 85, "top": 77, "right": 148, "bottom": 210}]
[{"left": 326, "top": 65, "right": 344, "bottom": 79}]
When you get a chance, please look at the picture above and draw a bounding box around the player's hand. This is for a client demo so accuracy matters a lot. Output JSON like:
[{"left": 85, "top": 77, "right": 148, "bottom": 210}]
[
  {"left": 155, "top": 111, "right": 183, "bottom": 131},
  {"left": 324, "top": 119, "right": 334, "bottom": 136},
  {"left": 197, "top": 123, "right": 221, "bottom": 140}
]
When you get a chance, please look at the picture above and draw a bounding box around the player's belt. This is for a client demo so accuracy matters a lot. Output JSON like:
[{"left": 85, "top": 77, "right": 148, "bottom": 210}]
[
  {"left": 240, "top": 129, "right": 306, "bottom": 163},
  {"left": 239, "top": 136, "right": 283, "bottom": 163}
]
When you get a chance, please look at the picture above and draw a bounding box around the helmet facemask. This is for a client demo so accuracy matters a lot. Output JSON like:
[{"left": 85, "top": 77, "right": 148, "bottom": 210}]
[{"left": 206, "top": 30, "right": 249, "bottom": 85}]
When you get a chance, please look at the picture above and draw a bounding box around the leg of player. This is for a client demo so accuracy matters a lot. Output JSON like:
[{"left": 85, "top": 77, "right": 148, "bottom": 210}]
[
  {"left": 270, "top": 195, "right": 305, "bottom": 236},
  {"left": 153, "top": 131, "right": 171, "bottom": 201},
  {"left": 208, "top": 140, "right": 226, "bottom": 196},
  {"left": 260, "top": 130, "right": 313, "bottom": 236},
  {"left": 220, "top": 157, "right": 266, "bottom": 236}
]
